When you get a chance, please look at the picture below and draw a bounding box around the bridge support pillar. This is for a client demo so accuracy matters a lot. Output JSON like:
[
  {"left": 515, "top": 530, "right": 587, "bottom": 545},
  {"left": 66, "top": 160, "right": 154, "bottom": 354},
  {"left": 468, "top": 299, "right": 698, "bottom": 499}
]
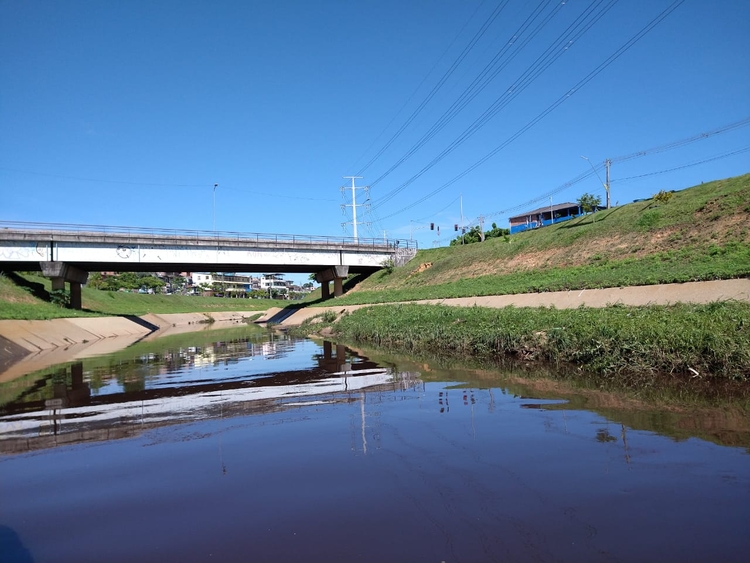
[
  {"left": 314, "top": 266, "right": 349, "bottom": 300},
  {"left": 40, "top": 262, "right": 89, "bottom": 310}
]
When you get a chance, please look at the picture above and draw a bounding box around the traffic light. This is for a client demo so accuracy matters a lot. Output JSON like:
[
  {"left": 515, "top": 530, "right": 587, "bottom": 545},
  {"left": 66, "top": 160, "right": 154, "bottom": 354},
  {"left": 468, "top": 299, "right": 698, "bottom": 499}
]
[
  {"left": 430, "top": 222, "right": 434, "bottom": 230},
  {"left": 454, "top": 224, "right": 458, "bottom": 231}
]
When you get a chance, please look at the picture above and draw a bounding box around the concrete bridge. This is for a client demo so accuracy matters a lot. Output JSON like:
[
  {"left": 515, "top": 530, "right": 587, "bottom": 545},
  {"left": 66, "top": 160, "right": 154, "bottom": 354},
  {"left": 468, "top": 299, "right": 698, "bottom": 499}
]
[{"left": 0, "top": 221, "right": 417, "bottom": 308}]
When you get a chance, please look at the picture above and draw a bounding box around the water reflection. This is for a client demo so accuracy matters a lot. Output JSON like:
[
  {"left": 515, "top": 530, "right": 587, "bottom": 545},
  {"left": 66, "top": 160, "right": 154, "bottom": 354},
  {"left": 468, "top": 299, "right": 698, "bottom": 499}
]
[
  {"left": 0, "top": 332, "right": 419, "bottom": 454},
  {"left": 0, "top": 331, "right": 748, "bottom": 563}
]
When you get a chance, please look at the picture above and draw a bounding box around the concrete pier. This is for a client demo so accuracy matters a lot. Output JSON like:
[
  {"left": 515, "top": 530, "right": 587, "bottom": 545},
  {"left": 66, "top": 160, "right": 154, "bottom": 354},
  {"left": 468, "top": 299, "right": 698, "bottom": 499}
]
[
  {"left": 41, "top": 262, "right": 89, "bottom": 310},
  {"left": 315, "top": 266, "right": 349, "bottom": 300}
]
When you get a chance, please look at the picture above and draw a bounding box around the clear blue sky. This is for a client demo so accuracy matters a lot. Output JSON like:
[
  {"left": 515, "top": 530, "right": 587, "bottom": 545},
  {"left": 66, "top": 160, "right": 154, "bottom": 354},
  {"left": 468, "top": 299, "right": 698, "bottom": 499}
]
[{"left": 2, "top": 0, "right": 749, "bottom": 258}]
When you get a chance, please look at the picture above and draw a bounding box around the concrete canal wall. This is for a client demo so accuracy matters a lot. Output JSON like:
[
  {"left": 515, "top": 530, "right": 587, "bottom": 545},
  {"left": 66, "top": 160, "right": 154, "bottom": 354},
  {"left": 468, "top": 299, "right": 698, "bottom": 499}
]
[{"left": 0, "top": 311, "right": 261, "bottom": 382}]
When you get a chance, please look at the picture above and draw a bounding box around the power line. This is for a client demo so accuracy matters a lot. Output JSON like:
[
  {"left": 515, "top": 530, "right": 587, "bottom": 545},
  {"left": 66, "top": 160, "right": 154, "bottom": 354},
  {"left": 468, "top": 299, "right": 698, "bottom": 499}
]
[
  {"left": 412, "top": 121, "right": 749, "bottom": 234},
  {"left": 368, "top": 0, "right": 564, "bottom": 188},
  {"left": 370, "top": 0, "right": 620, "bottom": 209},
  {"left": 0, "top": 166, "right": 337, "bottom": 202},
  {"left": 344, "top": 0, "right": 488, "bottom": 175},
  {"left": 611, "top": 146, "right": 750, "bottom": 183},
  {"left": 223, "top": 186, "right": 337, "bottom": 202},
  {"left": 0, "top": 166, "right": 208, "bottom": 188},
  {"left": 461, "top": 145, "right": 749, "bottom": 230},
  {"left": 354, "top": 0, "right": 512, "bottom": 177},
  {"left": 373, "top": 0, "right": 685, "bottom": 221},
  {"left": 610, "top": 116, "right": 750, "bottom": 164}
]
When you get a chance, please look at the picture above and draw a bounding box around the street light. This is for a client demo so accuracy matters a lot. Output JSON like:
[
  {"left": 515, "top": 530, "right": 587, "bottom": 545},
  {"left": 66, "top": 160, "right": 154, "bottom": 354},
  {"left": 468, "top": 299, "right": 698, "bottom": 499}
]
[
  {"left": 580, "top": 156, "right": 610, "bottom": 209},
  {"left": 213, "top": 183, "right": 218, "bottom": 231}
]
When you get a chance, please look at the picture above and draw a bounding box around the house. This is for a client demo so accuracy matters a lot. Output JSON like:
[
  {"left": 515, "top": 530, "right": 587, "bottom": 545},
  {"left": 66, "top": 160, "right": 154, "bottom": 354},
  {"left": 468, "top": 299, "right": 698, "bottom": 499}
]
[
  {"left": 260, "top": 274, "right": 291, "bottom": 295},
  {"left": 192, "top": 273, "right": 258, "bottom": 296},
  {"left": 508, "top": 202, "right": 584, "bottom": 234}
]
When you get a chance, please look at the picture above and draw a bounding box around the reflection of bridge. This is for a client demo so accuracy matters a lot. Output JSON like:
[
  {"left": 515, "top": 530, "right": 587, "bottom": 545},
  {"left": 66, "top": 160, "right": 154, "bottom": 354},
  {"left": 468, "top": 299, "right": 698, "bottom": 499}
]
[
  {"left": 0, "top": 221, "right": 418, "bottom": 308},
  {"left": 0, "top": 351, "right": 421, "bottom": 454}
]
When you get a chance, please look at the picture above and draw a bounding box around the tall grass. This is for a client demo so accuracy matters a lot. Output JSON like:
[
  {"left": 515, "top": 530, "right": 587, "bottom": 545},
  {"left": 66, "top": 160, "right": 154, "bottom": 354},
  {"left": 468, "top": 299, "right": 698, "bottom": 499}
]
[{"left": 326, "top": 302, "right": 750, "bottom": 383}]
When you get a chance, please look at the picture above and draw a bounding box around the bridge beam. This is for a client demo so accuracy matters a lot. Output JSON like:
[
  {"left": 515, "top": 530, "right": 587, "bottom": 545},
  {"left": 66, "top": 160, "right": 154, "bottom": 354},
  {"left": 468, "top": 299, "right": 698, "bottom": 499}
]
[
  {"left": 315, "top": 266, "right": 349, "bottom": 300},
  {"left": 40, "top": 262, "right": 89, "bottom": 310}
]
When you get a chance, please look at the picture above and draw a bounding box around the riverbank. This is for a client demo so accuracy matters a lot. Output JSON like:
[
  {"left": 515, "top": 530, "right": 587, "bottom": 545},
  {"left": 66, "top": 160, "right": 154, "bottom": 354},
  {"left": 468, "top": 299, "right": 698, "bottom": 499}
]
[
  {"left": 2, "top": 278, "right": 749, "bottom": 383},
  {"left": 0, "top": 311, "right": 262, "bottom": 382},
  {"left": 292, "top": 300, "right": 750, "bottom": 387}
]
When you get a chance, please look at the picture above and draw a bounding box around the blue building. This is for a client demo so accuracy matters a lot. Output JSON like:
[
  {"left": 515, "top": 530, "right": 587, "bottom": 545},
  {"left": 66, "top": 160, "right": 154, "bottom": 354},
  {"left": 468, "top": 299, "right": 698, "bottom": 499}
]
[{"left": 508, "top": 202, "right": 586, "bottom": 234}]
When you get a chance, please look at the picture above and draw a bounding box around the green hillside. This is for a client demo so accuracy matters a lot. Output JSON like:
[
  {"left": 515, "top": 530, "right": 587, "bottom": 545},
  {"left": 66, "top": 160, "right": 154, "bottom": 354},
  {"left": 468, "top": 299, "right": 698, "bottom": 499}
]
[{"left": 322, "top": 173, "right": 750, "bottom": 305}]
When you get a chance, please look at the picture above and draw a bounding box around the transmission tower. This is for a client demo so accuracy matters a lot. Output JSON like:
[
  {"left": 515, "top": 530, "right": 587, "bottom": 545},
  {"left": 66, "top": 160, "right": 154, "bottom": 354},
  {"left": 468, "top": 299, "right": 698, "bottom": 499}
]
[{"left": 341, "top": 176, "right": 370, "bottom": 241}]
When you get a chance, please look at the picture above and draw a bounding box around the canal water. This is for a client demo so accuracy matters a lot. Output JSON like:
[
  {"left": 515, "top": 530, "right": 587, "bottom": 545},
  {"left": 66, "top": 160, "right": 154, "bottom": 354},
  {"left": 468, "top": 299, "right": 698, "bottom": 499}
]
[{"left": 1, "top": 326, "right": 748, "bottom": 563}]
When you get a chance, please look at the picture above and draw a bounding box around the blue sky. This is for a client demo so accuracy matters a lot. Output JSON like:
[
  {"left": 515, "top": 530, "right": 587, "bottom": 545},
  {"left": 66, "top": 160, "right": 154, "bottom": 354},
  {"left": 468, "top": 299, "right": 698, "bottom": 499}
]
[{"left": 2, "top": 0, "right": 749, "bottom": 260}]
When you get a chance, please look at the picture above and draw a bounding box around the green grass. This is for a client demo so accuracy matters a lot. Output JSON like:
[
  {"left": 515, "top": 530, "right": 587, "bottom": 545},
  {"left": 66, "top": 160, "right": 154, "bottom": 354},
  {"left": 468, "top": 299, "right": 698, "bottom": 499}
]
[
  {"left": 312, "top": 301, "right": 750, "bottom": 383},
  {"left": 315, "top": 241, "right": 750, "bottom": 306},
  {"left": 317, "top": 174, "right": 750, "bottom": 306},
  {"left": 0, "top": 272, "right": 273, "bottom": 320}
]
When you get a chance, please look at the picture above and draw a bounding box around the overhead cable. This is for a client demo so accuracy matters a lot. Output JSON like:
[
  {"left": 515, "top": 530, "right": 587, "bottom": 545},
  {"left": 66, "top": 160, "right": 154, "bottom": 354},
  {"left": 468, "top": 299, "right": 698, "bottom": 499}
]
[
  {"left": 354, "top": 0, "right": 512, "bottom": 176},
  {"left": 371, "top": 0, "right": 620, "bottom": 209},
  {"left": 374, "top": 0, "right": 685, "bottom": 221}
]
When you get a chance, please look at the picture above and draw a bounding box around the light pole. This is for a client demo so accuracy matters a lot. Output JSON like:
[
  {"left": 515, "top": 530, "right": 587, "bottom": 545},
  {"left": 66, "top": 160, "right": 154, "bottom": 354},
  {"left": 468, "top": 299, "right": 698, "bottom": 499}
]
[
  {"left": 580, "top": 156, "right": 610, "bottom": 209},
  {"left": 213, "top": 183, "right": 218, "bottom": 231}
]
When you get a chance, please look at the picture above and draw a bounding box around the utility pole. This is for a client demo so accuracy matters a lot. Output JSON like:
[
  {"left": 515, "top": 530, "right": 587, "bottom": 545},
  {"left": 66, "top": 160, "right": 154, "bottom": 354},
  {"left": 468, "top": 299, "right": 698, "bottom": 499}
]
[
  {"left": 479, "top": 215, "right": 485, "bottom": 241},
  {"left": 581, "top": 156, "right": 611, "bottom": 210},
  {"left": 605, "top": 158, "right": 611, "bottom": 209},
  {"left": 460, "top": 193, "right": 465, "bottom": 245},
  {"left": 550, "top": 197, "right": 554, "bottom": 224},
  {"left": 341, "top": 176, "right": 369, "bottom": 242}
]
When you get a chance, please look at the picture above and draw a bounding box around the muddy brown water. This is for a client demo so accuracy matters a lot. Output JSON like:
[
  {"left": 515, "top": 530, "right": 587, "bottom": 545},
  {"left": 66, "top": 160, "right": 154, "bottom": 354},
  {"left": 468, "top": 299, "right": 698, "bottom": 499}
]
[{"left": 0, "top": 327, "right": 748, "bottom": 563}]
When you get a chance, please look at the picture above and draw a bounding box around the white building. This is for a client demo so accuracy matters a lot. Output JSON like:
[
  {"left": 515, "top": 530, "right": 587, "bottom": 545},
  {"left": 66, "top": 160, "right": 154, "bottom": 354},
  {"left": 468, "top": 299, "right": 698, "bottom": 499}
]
[{"left": 259, "top": 274, "right": 291, "bottom": 294}]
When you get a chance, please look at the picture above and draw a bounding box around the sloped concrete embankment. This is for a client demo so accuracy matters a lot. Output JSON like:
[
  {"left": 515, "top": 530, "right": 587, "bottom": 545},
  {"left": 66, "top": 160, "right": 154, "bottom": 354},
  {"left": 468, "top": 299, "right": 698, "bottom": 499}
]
[{"left": 0, "top": 311, "right": 261, "bottom": 382}]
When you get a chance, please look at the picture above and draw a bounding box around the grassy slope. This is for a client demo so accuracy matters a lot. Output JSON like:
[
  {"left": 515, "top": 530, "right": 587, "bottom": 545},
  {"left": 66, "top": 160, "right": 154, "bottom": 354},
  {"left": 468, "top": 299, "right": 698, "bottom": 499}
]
[
  {"left": 322, "top": 174, "right": 750, "bottom": 305},
  {"left": 0, "top": 273, "right": 272, "bottom": 319}
]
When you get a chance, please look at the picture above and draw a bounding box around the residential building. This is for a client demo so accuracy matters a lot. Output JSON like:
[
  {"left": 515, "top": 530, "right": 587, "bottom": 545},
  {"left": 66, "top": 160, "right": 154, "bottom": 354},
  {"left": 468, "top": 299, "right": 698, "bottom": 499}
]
[{"left": 508, "top": 202, "right": 584, "bottom": 234}]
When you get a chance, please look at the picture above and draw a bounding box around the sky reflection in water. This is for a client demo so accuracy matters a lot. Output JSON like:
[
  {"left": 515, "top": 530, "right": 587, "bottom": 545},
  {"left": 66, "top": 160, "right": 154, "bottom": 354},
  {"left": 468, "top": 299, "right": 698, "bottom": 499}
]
[{"left": 0, "top": 329, "right": 748, "bottom": 563}]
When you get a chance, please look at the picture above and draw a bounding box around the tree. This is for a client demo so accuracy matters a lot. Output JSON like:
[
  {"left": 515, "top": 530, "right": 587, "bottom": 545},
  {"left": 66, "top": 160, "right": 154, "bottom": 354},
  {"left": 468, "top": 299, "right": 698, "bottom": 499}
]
[
  {"left": 449, "top": 222, "right": 510, "bottom": 246},
  {"left": 484, "top": 222, "right": 509, "bottom": 240},
  {"left": 577, "top": 193, "right": 602, "bottom": 215},
  {"left": 139, "top": 275, "right": 166, "bottom": 292},
  {"left": 652, "top": 189, "right": 673, "bottom": 205},
  {"left": 87, "top": 272, "right": 106, "bottom": 290}
]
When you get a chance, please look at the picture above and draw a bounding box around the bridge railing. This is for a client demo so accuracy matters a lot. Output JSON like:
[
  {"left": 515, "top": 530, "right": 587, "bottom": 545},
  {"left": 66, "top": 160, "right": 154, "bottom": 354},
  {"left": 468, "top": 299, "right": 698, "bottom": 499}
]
[{"left": 0, "top": 220, "right": 418, "bottom": 250}]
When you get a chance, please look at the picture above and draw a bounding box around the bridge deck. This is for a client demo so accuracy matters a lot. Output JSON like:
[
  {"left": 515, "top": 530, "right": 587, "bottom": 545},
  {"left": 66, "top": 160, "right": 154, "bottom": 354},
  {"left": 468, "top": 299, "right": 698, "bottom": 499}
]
[{"left": 0, "top": 221, "right": 417, "bottom": 274}]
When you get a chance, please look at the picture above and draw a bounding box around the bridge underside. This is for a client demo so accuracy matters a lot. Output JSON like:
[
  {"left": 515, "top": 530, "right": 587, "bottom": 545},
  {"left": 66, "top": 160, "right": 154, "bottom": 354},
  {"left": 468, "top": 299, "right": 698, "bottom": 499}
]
[
  {"left": 0, "top": 227, "right": 417, "bottom": 309},
  {"left": 1, "top": 260, "right": 382, "bottom": 275}
]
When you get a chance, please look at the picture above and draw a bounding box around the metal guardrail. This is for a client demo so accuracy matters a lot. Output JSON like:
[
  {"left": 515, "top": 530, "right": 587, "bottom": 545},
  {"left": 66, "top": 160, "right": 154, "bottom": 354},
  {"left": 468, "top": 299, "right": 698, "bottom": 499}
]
[{"left": 0, "top": 220, "right": 418, "bottom": 250}]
